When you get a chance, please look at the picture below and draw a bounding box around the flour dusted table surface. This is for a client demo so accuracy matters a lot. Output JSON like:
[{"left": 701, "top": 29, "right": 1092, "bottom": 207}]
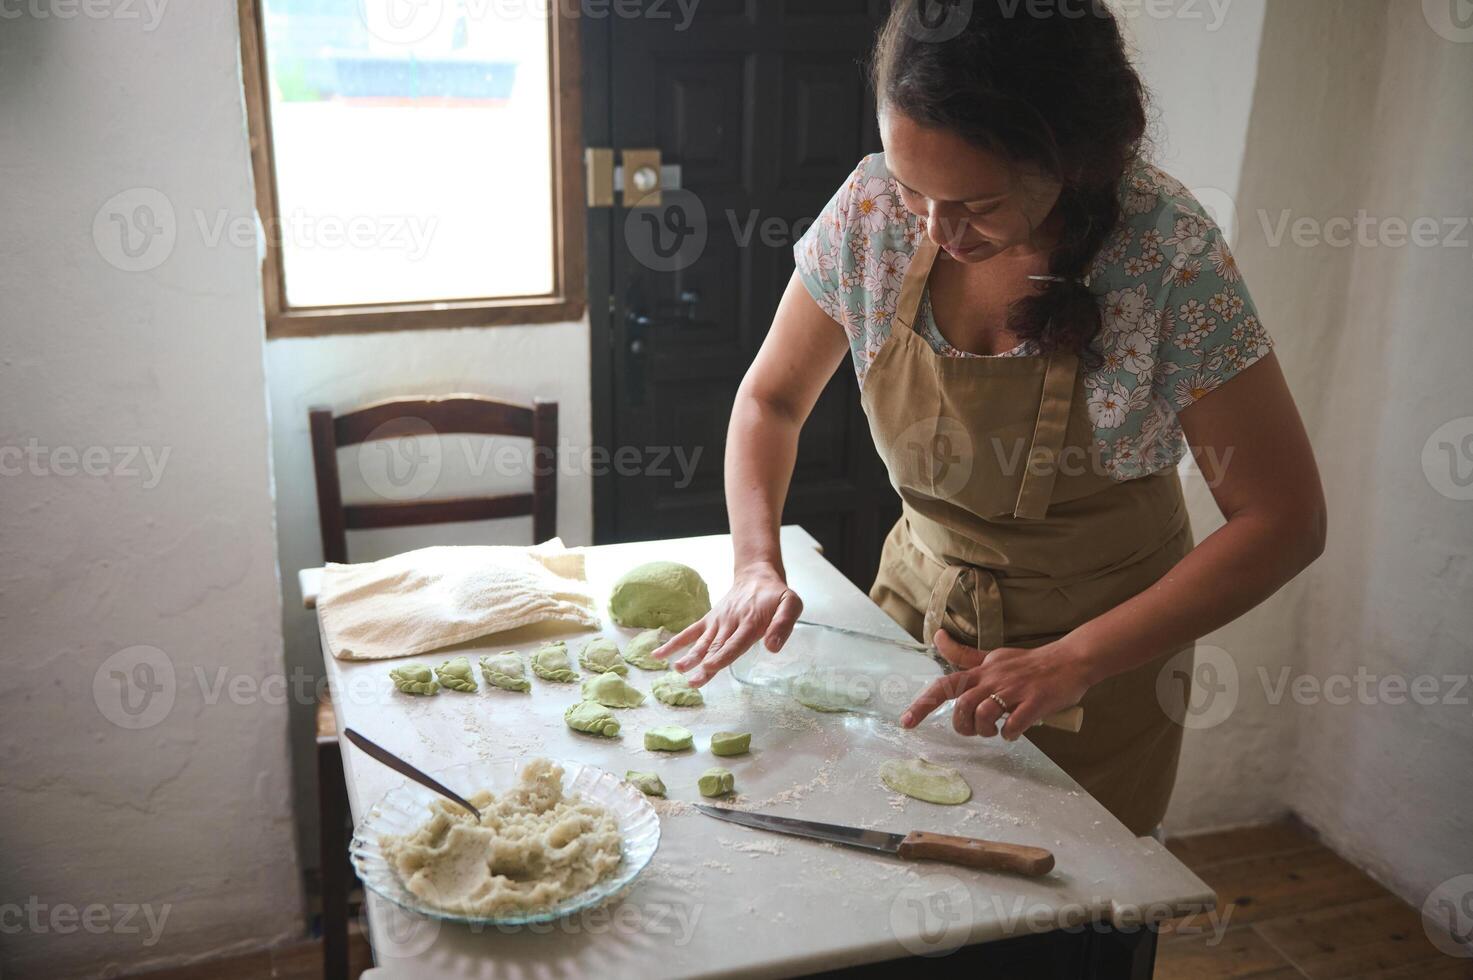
[{"left": 303, "top": 527, "right": 1213, "bottom": 979}]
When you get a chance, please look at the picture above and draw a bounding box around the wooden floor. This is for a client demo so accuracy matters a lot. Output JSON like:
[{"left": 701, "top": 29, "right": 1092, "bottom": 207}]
[
  {"left": 130, "top": 819, "right": 1466, "bottom": 979},
  {"left": 1157, "top": 819, "right": 1470, "bottom": 979}
]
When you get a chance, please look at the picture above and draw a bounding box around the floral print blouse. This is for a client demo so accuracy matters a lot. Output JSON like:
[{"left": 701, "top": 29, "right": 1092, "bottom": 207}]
[{"left": 794, "top": 153, "right": 1273, "bottom": 480}]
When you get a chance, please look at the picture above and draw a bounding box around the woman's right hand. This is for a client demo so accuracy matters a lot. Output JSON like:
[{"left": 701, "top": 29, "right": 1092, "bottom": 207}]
[{"left": 652, "top": 563, "right": 803, "bottom": 688}]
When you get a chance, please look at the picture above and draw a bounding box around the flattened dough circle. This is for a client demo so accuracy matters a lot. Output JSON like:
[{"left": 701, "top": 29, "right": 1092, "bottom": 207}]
[{"left": 879, "top": 758, "right": 972, "bottom": 805}]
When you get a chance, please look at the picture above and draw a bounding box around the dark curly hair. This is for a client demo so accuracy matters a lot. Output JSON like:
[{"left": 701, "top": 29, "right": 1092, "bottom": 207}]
[{"left": 872, "top": 0, "right": 1148, "bottom": 364}]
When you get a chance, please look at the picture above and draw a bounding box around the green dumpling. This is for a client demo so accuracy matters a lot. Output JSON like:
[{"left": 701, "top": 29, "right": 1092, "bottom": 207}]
[
  {"left": 698, "top": 767, "right": 735, "bottom": 798},
  {"left": 710, "top": 731, "right": 751, "bottom": 757},
  {"left": 433, "top": 656, "right": 478, "bottom": 693},
  {"left": 478, "top": 652, "right": 529, "bottom": 692},
  {"left": 625, "top": 770, "right": 666, "bottom": 797},
  {"left": 622, "top": 628, "right": 671, "bottom": 670},
  {"left": 530, "top": 641, "right": 578, "bottom": 683},
  {"left": 565, "top": 700, "right": 620, "bottom": 738},
  {"left": 579, "top": 637, "right": 629, "bottom": 675},
  {"left": 608, "top": 561, "right": 711, "bottom": 631},
  {"left": 644, "top": 725, "right": 694, "bottom": 751},
  {"left": 651, "top": 671, "right": 704, "bottom": 707},
  {"left": 389, "top": 664, "right": 439, "bottom": 695},
  {"left": 581, "top": 672, "right": 646, "bottom": 708}
]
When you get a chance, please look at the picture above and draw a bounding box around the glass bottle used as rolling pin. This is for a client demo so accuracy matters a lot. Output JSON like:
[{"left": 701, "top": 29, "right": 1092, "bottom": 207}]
[{"left": 728, "top": 620, "right": 1084, "bottom": 732}]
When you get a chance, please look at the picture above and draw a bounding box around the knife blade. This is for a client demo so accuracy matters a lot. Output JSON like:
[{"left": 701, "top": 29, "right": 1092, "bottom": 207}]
[
  {"left": 695, "top": 804, "right": 1055, "bottom": 876},
  {"left": 791, "top": 619, "right": 1085, "bottom": 733}
]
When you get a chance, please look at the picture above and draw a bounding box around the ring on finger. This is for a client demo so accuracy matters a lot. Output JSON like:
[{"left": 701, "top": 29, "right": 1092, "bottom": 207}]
[{"left": 988, "top": 692, "right": 1010, "bottom": 712}]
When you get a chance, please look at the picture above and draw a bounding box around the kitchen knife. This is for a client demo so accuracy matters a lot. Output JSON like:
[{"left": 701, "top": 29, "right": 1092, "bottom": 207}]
[
  {"left": 786, "top": 619, "right": 1085, "bottom": 733},
  {"left": 695, "top": 804, "right": 1055, "bottom": 876}
]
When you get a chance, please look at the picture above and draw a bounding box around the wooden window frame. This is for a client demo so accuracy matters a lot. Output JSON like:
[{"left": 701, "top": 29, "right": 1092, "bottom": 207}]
[{"left": 237, "top": 0, "right": 585, "bottom": 338}]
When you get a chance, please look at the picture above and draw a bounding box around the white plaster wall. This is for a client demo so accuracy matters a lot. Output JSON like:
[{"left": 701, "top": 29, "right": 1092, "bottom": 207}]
[
  {"left": 1112, "top": 0, "right": 1302, "bottom": 832},
  {"left": 0, "top": 6, "right": 302, "bottom": 978},
  {"left": 1136, "top": 0, "right": 1473, "bottom": 905},
  {"left": 1268, "top": 1, "right": 1473, "bottom": 907},
  {"left": 264, "top": 322, "right": 593, "bottom": 871},
  {"left": 1114, "top": 0, "right": 1268, "bottom": 244}
]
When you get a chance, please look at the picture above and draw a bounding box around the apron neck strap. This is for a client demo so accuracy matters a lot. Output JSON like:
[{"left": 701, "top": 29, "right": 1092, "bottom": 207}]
[
  {"left": 894, "top": 239, "right": 940, "bottom": 334},
  {"left": 1013, "top": 351, "right": 1081, "bottom": 520}
]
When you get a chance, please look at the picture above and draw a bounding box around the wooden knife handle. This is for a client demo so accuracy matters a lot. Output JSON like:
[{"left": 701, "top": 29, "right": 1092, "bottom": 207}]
[
  {"left": 1038, "top": 705, "right": 1084, "bottom": 733},
  {"left": 897, "top": 831, "right": 1055, "bottom": 877}
]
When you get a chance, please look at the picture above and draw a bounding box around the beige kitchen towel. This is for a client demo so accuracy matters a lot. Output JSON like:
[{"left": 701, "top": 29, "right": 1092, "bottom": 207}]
[{"left": 318, "top": 539, "right": 601, "bottom": 661}]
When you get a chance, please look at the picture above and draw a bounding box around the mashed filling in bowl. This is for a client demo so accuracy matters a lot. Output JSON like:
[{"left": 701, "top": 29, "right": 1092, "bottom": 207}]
[{"left": 380, "top": 758, "right": 622, "bottom": 917}]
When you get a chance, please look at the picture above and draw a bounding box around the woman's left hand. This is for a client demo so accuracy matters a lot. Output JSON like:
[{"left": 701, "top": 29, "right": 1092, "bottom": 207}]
[{"left": 900, "top": 631, "right": 1094, "bottom": 739}]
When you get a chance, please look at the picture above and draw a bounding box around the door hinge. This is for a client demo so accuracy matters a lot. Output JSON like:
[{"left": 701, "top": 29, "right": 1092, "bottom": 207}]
[{"left": 584, "top": 148, "right": 682, "bottom": 208}]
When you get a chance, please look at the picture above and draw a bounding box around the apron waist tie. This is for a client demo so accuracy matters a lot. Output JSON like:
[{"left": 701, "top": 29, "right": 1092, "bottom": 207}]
[{"left": 911, "top": 527, "right": 1007, "bottom": 651}]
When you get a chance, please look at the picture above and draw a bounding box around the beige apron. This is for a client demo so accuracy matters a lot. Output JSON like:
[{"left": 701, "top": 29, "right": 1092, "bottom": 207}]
[{"left": 862, "top": 239, "right": 1195, "bottom": 835}]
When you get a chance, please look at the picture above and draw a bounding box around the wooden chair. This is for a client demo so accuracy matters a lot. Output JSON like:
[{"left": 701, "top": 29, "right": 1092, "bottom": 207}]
[{"left": 307, "top": 394, "right": 558, "bottom": 980}]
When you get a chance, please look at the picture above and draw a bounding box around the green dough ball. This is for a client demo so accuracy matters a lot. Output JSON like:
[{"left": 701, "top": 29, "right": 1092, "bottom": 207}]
[
  {"left": 790, "top": 673, "right": 872, "bottom": 713},
  {"left": 697, "top": 767, "right": 735, "bottom": 798},
  {"left": 709, "top": 731, "right": 751, "bottom": 757},
  {"left": 579, "top": 637, "right": 629, "bottom": 675},
  {"left": 643, "top": 725, "right": 694, "bottom": 751},
  {"left": 530, "top": 641, "right": 578, "bottom": 683},
  {"left": 625, "top": 770, "right": 666, "bottom": 797},
  {"left": 389, "top": 664, "right": 439, "bottom": 695},
  {"left": 565, "top": 700, "right": 620, "bottom": 738},
  {"left": 580, "top": 672, "right": 647, "bottom": 708},
  {"left": 433, "top": 656, "right": 478, "bottom": 693},
  {"left": 608, "top": 561, "right": 712, "bottom": 631},
  {"left": 478, "top": 652, "right": 529, "bottom": 692},
  {"left": 623, "top": 628, "right": 672, "bottom": 671},
  {"left": 879, "top": 758, "right": 972, "bottom": 805},
  {"left": 651, "top": 671, "right": 704, "bottom": 707}
]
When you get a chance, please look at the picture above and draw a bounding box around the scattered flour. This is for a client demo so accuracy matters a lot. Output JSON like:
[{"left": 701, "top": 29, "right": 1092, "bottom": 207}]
[{"left": 718, "top": 836, "right": 784, "bottom": 858}]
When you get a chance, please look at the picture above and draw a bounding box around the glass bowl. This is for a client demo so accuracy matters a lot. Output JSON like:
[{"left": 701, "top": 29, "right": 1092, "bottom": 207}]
[{"left": 349, "top": 757, "right": 660, "bottom": 927}]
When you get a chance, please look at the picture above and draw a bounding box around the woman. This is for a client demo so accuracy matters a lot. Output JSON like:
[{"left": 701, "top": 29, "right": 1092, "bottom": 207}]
[{"left": 656, "top": 0, "right": 1326, "bottom": 835}]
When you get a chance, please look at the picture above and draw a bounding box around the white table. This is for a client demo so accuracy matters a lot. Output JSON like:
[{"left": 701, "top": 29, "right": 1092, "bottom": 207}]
[{"left": 303, "top": 526, "right": 1213, "bottom": 978}]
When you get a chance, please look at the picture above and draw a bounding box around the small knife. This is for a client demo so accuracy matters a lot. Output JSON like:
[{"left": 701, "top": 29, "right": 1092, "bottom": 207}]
[
  {"left": 695, "top": 804, "right": 1055, "bottom": 877},
  {"left": 794, "top": 619, "right": 1085, "bottom": 733}
]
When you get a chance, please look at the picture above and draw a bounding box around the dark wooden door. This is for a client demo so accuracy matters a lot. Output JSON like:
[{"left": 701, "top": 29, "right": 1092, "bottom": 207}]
[{"left": 585, "top": 0, "right": 900, "bottom": 586}]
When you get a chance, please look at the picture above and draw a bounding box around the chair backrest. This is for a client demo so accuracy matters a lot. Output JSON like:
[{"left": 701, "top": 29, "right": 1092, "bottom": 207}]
[{"left": 308, "top": 395, "right": 557, "bottom": 564}]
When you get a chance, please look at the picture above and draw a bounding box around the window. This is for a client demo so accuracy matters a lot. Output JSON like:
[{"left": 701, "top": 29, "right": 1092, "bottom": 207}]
[{"left": 239, "top": 0, "right": 584, "bottom": 336}]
